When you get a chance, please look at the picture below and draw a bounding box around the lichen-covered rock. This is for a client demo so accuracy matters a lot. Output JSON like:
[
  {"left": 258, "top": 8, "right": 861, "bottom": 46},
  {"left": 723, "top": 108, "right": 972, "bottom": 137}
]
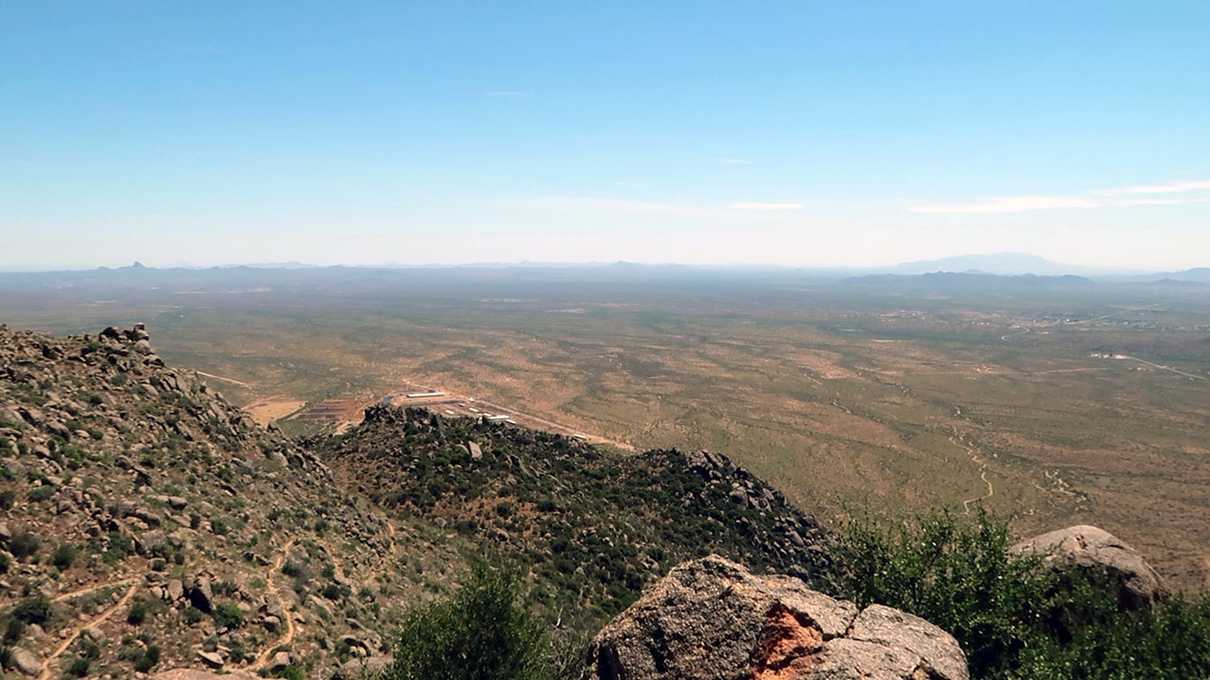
[
  {"left": 585, "top": 555, "right": 968, "bottom": 680},
  {"left": 1012, "top": 525, "right": 1168, "bottom": 610}
]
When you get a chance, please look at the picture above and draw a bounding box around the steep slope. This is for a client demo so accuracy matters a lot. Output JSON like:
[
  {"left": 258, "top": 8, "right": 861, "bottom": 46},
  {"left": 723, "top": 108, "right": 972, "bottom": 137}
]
[
  {"left": 0, "top": 325, "right": 463, "bottom": 677},
  {"left": 316, "top": 405, "right": 831, "bottom": 623},
  {"left": 1, "top": 324, "right": 832, "bottom": 676}
]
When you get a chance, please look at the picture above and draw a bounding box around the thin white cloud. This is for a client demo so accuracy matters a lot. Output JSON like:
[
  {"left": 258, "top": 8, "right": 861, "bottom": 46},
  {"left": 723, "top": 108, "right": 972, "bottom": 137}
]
[
  {"left": 909, "top": 195, "right": 1102, "bottom": 214},
  {"left": 1115, "top": 179, "right": 1210, "bottom": 195},
  {"left": 728, "top": 201, "right": 803, "bottom": 211},
  {"left": 1115, "top": 196, "right": 1210, "bottom": 207},
  {"left": 910, "top": 179, "right": 1210, "bottom": 214}
]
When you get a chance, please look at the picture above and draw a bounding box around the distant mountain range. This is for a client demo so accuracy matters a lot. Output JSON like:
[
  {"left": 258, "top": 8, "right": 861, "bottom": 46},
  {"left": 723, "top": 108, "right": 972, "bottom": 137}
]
[{"left": 2, "top": 255, "right": 1208, "bottom": 283}]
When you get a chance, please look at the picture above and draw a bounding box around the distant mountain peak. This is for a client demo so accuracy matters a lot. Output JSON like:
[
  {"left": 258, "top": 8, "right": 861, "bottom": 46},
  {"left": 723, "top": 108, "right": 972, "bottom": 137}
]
[{"left": 892, "top": 252, "right": 1086, "bottom": 276}]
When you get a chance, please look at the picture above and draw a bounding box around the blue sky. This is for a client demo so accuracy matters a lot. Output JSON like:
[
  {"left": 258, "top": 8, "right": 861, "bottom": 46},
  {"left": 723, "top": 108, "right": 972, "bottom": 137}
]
[{"left": 2, "top": 2, "right": 1208, "bottom": 270}]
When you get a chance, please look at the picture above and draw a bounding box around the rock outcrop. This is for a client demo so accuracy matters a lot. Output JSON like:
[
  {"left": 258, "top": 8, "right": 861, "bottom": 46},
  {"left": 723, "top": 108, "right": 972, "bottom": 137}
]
[
  {"left": 585, "top": 555, "right": 968, "bottom": 680},
  {"left": 1012, "top": 525, "right": 1168, "bottom": 610}
]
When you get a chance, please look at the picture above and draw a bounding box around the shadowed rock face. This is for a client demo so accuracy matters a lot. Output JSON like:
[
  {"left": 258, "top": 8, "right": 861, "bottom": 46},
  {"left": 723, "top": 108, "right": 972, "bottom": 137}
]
[
  {"left": 1012, "top": 525, "right": 1169, "bottom": 611},
  {"left": 585, "top": 555, "right": 968, "bottom": 680}
]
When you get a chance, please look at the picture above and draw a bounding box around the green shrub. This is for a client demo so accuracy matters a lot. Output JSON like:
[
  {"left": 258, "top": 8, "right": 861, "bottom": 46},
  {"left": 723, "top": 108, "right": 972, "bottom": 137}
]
[
  {"left": 103, "top": 530, "right": 134, "bottom": 563},
  {"left": 380, "top": 562, "right": 556, "bottom": 680},
  {"left": 1009, "top": 596, "right": 1210, "bottom": 680},
  {"left": 127, "top": 599, "right": 150, "bottom": 625},
  {"left": 213, "top": 601, "right": 245, "bottom": 629},
  {"left": 183, "top": 607, "right": 204, "bottom": 625},
  {"left": 10, "top": 596, "right": 51, "bottom": 625},
  {"left": 132, "top": 645, "right": 161, "bottom": 673},
  {"left": 823, "top": 510, "right": 1056, "bottom": 676},
  {"left": 274, "top": 666, "right": 305, "bottom": 680},
  {"left": 3, "top": 595, "right": 51, "bottom": 642},
  {"left": 65, "top": 656, "right": 91, "bottom": 677},
  {"left": 823, "top": 511, "right": 1210, "bottom": 680},
  {"left": 27, "top": 485, "right": 54, "bottom": 502},
  {"left": 0, "top": 489, "right": 14, "bottom": 510},
  {"left": 52, "top": 543, "right": 79, "bottom": 569},
  {"left": 4, "top": 616, "right": 26, "bottom": 644},
  {"left": 322, "top": 582, "right": 351, "bottom": 601}
]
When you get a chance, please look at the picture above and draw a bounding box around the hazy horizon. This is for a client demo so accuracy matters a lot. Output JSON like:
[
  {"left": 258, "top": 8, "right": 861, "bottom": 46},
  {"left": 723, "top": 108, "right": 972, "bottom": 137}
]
[{"left": 0, "top": 251, "right": 1197, "bottom": 276}]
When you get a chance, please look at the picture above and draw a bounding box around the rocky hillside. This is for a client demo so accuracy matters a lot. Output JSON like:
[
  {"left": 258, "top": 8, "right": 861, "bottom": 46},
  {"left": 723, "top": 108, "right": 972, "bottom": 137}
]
[
  {"left": 1, "top": 325, "right": 833, "bottom": 677},
  {"left": 0, "top": 325, "right": 468, "bottom": 678},
  {"left": 315, "top": 404, "right": 831, "bottom": 622}
]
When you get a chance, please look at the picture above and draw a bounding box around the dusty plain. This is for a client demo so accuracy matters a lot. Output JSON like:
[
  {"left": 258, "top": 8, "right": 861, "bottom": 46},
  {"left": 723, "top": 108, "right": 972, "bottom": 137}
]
[{"left": 3, "top": 266, "right": 1207, "bottom": 589}]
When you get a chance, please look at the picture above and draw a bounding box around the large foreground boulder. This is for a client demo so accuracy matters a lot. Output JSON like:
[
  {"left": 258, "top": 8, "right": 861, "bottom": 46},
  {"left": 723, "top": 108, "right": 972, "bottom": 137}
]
[
  {"left": 585, "top": 555, "right": 968, "bottom": 680},
  {"left": 1012, "top": 525, "right": 1168, "bottom": 610}
]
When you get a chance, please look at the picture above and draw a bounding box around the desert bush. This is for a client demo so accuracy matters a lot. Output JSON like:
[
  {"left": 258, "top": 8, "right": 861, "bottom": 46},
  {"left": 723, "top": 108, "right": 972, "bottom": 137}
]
[
  {"left": 823, "top": 510, "right": 1056, "bottom": 675},
  {"left": 9, "top": 596, "right": 51, "bottom": 625},
  {"left": 127, "top": 599, "right": 150, "bottom": 625},
  {"left": 132, "top": 645, "right": 161, "bottom": 672},
  {"left": 378, "top": 562, "right": 556, "bottom": 680},
  {"left": 52, "top": 542, "right": 79, "bottom": 569},
  {"left": 213, "top": 601, "right": 244, "bottom": 629},
  {"left": 26, "top": 485, "right": 54, "bottom": 502},
  {"left": 1006, "top": 594, "right": 1210, "bottom": 680},
  {"left": 823, "top": 510, "right": 1210, "bottom": 680},
  {"left": 3, "top": 595, "right": 52, "bottom": 642}
]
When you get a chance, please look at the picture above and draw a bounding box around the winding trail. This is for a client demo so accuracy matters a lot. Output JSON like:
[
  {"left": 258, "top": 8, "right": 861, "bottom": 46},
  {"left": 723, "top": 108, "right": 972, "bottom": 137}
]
[
  {"left": 39, "top": 581, "right": 140, "bottom": 680},
  {"left": 51, "top": 576, "right": 137, "bottom": 603},
  {"left": 950, "top": 431, "right": 995, "bottom": 514},
  {"left": 250, "top": 539, "right": 298, "bottom": 671}
]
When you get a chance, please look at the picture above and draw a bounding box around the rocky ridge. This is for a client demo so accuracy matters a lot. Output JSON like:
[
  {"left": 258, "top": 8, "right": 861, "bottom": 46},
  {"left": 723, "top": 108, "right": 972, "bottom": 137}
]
[
  {"left": 0, "top": 325, "right": 451, "bottom": 677},
  {"left": 316, "top": 404, "right": 831, "bottom": 621}
]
